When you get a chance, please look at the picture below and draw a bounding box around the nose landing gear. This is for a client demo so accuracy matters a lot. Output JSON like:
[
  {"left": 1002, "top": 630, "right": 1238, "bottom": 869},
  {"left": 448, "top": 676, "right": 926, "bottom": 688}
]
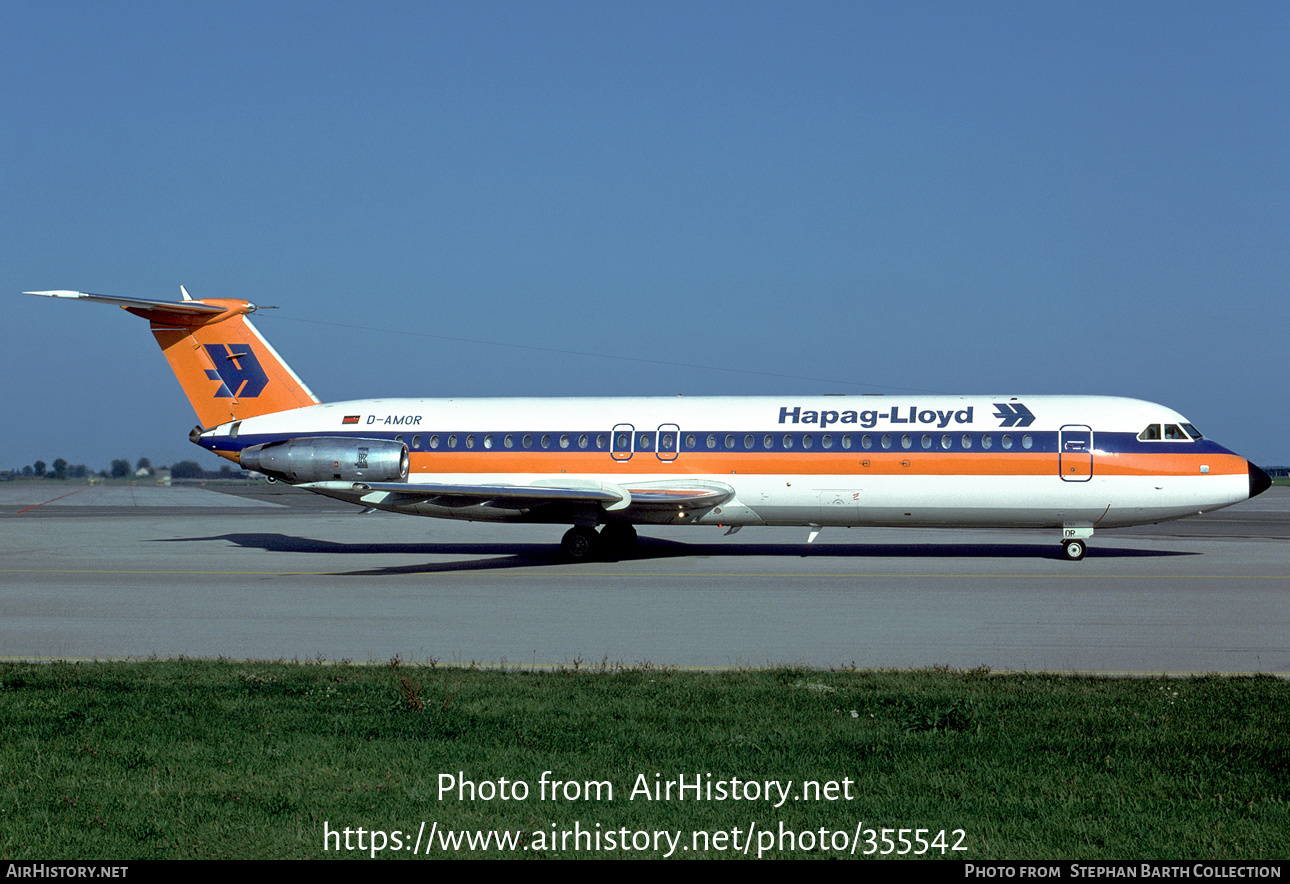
[{"left": 1061, "top": 526, "right": 1092, "bottom": 561}]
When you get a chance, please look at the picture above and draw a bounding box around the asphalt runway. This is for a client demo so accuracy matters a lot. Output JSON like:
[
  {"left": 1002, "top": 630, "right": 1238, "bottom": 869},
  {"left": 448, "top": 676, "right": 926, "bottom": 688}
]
[{"left": 2, "top": 482, "right": 1287, "bottom": 673}]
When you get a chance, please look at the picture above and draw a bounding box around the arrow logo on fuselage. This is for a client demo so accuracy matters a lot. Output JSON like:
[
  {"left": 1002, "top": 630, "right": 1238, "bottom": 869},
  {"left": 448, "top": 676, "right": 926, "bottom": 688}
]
[{"left": 993, "top": 402, "right": 1035, "bottom": 427}]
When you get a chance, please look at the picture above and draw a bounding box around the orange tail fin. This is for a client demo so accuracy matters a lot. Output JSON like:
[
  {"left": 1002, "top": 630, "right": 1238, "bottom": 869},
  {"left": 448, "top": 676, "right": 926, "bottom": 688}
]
[{"left": 25, "top": 288, "right": 319, "bottom": 427}]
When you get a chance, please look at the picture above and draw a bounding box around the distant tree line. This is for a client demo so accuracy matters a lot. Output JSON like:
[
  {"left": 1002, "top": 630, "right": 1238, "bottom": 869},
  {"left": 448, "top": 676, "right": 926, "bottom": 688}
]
[{"left": 4, "top": 456, "right": 248, "bottom": 481}]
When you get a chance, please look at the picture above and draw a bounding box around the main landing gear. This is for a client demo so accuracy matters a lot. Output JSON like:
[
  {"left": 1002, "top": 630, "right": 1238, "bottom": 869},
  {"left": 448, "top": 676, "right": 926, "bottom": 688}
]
[{"left": 560, "top": 524, "right": 639, "bottom": 561}]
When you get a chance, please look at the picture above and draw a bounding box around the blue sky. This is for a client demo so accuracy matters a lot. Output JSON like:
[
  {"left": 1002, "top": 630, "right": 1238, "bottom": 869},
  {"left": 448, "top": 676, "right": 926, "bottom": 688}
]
[{"left": 4, "top": 2, "right": 1287, "bottom": 470}]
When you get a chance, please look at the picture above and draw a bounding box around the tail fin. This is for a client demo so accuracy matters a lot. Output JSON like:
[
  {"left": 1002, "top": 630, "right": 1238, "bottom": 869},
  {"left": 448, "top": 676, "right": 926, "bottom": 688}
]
[{"left": 25, "top": 288, "right": 319, "bottom": 427}]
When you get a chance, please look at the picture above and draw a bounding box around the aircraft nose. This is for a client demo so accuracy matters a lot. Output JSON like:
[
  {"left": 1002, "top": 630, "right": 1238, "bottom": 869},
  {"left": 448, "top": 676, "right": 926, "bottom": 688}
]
[{"left": 1248, "top": 462, "right": 1272, "bottom": 499}]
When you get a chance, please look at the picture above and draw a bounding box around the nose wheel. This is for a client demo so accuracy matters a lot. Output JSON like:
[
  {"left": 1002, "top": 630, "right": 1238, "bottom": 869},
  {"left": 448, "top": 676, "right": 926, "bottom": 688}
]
[{"left": 1061, "top": 538, "right": 1087, "bottom": 561}]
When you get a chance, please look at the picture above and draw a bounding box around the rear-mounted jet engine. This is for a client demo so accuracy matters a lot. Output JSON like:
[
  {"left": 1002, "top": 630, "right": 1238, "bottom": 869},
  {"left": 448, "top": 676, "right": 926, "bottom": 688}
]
[{"left": 238, "top": 437, "right": 409, "bottom": 483}]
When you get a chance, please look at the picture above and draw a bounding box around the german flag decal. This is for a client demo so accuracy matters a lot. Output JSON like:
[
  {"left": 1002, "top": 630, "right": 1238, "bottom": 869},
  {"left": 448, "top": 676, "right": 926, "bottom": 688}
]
[{"left": 342, "top": 415, "right": 361, "bottom": 425}]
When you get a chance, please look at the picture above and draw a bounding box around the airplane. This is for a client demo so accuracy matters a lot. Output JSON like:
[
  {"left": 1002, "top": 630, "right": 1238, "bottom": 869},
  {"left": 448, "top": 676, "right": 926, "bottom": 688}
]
[{"left": 24, "top": 288, "right": 1272, "bottom": 561}]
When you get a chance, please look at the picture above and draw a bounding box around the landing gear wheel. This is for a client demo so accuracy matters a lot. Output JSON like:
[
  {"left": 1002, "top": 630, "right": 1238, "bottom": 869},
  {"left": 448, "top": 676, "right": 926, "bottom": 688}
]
[
  {"left": 599, "top": 523, "right": 638, "bottom": 557},
  {"left": 1061, "top": 538, "right": 1087, "bottom": 561},
  {"left": 561, "top": 526, "right": 600, "bottom": 561}
]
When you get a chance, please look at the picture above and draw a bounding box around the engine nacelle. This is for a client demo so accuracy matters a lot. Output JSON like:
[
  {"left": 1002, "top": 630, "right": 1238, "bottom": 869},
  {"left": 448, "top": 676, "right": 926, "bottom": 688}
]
[{"left": 238, "top": 437, "right": 409, "bottom": 483}]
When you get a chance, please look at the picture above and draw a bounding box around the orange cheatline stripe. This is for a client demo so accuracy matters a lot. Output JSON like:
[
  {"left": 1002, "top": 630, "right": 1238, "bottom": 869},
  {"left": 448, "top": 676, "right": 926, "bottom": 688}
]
[{"left": 399, "top": 450, "right": 1249, "bottom": 478}]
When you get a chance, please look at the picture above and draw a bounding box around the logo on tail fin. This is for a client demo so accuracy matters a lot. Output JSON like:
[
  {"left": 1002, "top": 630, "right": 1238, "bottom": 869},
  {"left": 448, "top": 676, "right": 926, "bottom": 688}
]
[{"left": 203, "top": 344, "right": 269, "bottom": 398}]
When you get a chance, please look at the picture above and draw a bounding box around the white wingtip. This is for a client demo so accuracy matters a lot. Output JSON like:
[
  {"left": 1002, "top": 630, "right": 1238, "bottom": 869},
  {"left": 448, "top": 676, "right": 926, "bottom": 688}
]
[{"left": 23, "top": 290, "right": 87, "bottom": 298}]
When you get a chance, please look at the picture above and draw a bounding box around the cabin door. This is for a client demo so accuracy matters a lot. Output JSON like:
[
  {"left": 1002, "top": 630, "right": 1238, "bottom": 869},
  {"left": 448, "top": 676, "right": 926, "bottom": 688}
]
[{"left": 1059, "top": 425, "right": 1093, "bottom": 482}]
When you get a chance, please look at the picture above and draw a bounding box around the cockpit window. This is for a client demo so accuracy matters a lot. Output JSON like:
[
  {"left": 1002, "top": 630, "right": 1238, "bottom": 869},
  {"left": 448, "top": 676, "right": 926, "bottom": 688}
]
[{"left": 1139, "top": 423, "right": 1196, "bottom": 442}]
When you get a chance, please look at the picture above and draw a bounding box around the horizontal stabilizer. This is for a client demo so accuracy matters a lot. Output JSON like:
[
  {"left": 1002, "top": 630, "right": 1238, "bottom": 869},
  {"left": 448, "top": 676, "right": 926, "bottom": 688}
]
[{"left": 25, "top": 290, "right": 230, "bottom": 316}]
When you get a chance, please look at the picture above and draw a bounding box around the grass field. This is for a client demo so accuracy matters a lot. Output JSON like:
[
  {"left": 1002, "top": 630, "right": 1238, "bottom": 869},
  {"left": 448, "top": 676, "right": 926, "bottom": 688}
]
[{"left": 1, "top": 660, "right": 1286, "bottom": 859}]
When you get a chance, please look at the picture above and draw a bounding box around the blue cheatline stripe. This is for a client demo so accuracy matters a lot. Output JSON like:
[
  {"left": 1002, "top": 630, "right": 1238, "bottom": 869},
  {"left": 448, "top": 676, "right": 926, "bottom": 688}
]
[{"left": 196, "top": 429, "right": 1238, "bottom": 458}]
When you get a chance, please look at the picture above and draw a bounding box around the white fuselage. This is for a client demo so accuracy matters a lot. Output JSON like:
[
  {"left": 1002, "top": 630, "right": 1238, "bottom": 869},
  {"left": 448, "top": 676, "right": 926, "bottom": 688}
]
[{"left": 199, "top": 394, "right": 1258, "bottom": 532}]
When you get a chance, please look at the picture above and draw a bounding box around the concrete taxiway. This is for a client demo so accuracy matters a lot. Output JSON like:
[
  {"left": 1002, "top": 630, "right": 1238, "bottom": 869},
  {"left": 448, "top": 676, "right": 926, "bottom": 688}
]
[{"left": 2, "top": 482, "right": 1287, "bottom": 673}]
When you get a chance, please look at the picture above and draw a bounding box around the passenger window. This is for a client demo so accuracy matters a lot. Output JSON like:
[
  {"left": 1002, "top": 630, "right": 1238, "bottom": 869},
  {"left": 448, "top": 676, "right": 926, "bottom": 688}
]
[
  {"left": 685, "top": 434, "right": 697, "bottom": 449},
  {"left": 412, "top": 435, "right": 421, "bottom": 449},
  {"left": 429, "top": 434, "right": 440, "bottom": 449},
  {"left": 1001, "top": 435, "right": 1012, "bottom": 450},
  {"left": 744, "top": 434, "right": 755, "bottom": 449},
  {"left": 542, "top": 434, "right": 553, "bottom": 449},
  {"left": 981, "top": 434, "right": 992, "bottom": 450},
  {"left": 578, "top": 434, "right": 589, "bottom": 449},
  {"left": 447, "top": 434, "right": 458, "bottom": 449},
  {"left": 821, "top": 434, "right": 833, "bottom": 450},
  {"left": 783, "top": 434, "right": 794, "bottom": 449},
  {"left": 1022, "top": 435, "right": 1033, "bottom": 449},
  {"left": 961, "top": 434, "right": 972, "bottom": 449},
  {"left": 901, "top": 435, "right": 912, "bottom": 449},
  {"left": 802, "top": 434, "right": 813, "bottom": 450},
  {"left": 707, "top": 434, "right": 717, "bottom": 449},
  {"left": 483, "top": 435, "right": 493, "bottom": 449},
  {"left": 465, "top": 435, "right": 475, "bottom": 449},
  {"left": 504, "top": 434, "right": 514, "bottom": 449},
  {"left": 881, "top": 434, "right": 892, "bottom": 449},
  {"left": 560, "top": 434, "right": 571, "bottom": 449},
  {"left": 522, "top": 434, "right": 533, "bottom": 449},
  {"left": 763, "top": 434, "right": 774, "bottom": 449},
  {"left": 941, "top": 434, "right": 952, "bottom": 450},
  {"left": 920, "top": 434, "right": 932, "bottom": 450}
]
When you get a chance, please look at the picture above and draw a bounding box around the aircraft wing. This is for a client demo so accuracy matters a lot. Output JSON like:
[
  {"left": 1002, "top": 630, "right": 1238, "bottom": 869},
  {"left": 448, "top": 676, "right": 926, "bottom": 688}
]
[
  {"left": 299, "top": 479, "right": 734, "bottom": 512},
  {"left": 318, "top": 481, "right": 625, "bottom": 509}
]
